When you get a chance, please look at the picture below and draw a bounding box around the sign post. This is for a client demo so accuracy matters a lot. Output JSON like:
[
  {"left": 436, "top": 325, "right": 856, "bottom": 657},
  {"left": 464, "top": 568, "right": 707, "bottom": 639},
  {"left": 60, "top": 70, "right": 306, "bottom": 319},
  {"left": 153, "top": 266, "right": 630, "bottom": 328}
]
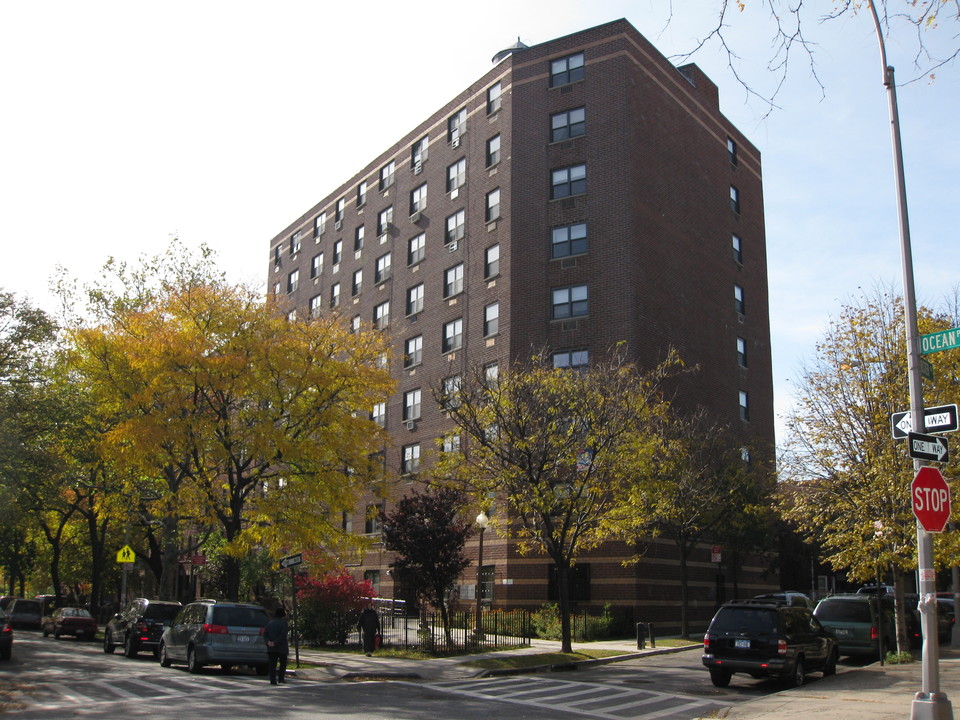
[{"left": 280, "top": 553, "right": 303, "bottom": 666}]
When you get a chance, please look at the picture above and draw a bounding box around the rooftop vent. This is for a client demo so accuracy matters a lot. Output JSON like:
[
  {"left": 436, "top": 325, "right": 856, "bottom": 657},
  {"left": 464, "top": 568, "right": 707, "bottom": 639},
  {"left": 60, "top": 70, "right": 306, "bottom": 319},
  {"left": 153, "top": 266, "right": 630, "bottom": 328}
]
[{"left": 492, "top": 37, "right": 529, "bottom": 64}]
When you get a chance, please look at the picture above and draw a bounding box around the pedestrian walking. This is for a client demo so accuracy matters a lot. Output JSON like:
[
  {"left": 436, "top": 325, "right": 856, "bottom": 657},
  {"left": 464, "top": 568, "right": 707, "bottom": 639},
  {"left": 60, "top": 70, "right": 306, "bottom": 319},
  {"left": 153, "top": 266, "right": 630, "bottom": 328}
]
[
  {"left": 357, "top": 605, "right": 381, "bottom": 657},
  {"left": 264, "top": 607, "right": 289, "bottom": 685}
]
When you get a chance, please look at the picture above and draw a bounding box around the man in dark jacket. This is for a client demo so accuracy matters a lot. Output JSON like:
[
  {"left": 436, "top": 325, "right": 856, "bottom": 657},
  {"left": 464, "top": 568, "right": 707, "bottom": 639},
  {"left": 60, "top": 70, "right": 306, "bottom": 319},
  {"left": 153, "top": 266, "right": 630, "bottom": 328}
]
[
  {"left": 264, "top": 607, "right": 289, "bottom": 684},
  {"left": 357, "top": 605, "right": 381, "bottom": 657}
]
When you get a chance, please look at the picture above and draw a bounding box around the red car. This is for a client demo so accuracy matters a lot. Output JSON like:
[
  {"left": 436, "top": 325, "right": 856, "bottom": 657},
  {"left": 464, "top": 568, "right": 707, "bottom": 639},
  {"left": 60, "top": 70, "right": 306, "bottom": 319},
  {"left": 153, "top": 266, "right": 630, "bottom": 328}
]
[{"left": 42, "top": 607, "right": 98, "bottom": 641}]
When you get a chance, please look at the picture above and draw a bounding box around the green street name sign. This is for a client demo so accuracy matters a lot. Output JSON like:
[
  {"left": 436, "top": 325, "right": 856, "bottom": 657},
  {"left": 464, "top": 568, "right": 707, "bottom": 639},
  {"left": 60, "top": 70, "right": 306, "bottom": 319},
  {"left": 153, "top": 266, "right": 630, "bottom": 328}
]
[{"left": 920, "top": 327, "right": 960, "bottom": 355}]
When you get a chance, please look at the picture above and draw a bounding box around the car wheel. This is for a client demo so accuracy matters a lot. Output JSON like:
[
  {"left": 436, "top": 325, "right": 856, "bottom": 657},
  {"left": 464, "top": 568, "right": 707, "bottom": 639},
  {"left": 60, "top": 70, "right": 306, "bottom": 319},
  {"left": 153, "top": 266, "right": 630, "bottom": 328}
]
[
  {"left": 220, "top": 664, "right": 233, "bottom": 673},
  {"left": 54, "top": 630, "right": 60, "bottom": 639},
  {"left": 823, "top": 648, "right": 838, "bottom": 677},
  {"left": 187, "top": 647, "right": 202, "bottom": 674},
  {"left": 787, "top": 658, "right": 805, "bottom": 688},
  {"left": 159, "top": 643, "right": 172, "bottom": 668},
  {"left": 709, "top": 667, "right": 732, "bottom": 688},
  {"left": 0, "top": 647, "right": 10, "bottom": 661},
  {"left": 42, "top": 628, "right": 49, "bottom": 638},
  {"left": 103, "top": 633, "right": 115, "bottom": 654},
  {"left": 124, "top": 634, "right": 137, "bottom": 658}
]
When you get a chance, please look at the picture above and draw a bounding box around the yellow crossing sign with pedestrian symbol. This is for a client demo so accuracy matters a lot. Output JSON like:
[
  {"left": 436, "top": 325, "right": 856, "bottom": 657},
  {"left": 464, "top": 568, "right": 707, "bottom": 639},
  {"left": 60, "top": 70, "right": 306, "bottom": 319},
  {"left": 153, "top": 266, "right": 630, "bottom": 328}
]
[{"left": 116, "top": 545, "right": 136, "bottom": 564}]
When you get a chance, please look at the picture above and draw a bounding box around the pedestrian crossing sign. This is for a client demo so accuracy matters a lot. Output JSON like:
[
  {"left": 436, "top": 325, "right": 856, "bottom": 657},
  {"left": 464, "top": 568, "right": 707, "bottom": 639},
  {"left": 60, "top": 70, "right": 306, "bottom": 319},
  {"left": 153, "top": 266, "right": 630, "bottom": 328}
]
[{"left": 116, "top": 545, "right": 136, "bottom": 564}]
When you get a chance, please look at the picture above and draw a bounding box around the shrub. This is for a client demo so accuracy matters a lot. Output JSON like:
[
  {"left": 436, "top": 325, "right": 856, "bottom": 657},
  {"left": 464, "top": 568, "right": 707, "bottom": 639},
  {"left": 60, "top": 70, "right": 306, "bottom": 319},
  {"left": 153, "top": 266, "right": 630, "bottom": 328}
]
[{"left": 297, "top": 572, "right": 374, "bottom": 645}]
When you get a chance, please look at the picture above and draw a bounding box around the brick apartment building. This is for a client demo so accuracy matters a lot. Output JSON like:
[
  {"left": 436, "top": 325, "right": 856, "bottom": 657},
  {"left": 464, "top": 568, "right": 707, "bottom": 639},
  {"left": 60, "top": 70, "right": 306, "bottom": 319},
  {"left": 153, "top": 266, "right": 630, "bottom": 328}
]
[{"left": 267, "top": 19, "right": 776, "bottom": 633}]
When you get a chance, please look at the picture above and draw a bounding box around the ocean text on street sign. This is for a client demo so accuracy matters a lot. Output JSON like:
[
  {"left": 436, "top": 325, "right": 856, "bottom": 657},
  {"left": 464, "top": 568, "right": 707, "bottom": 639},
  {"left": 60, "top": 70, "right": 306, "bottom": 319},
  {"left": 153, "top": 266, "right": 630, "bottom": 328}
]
[
  {"left": 920, "top": 327, "right": 960, "bottom": 355},
  {"left": 891, "top": 404, "right": 959, "bottom": 439},
  {"left": 911, "top": 467, "right": 952, "bottom": 533},
  {"left": 908, "top": 432, "right": 949, "bottom": 463},
  {"left": 280, "top": 552, "right": 303, "bottom": 569}
]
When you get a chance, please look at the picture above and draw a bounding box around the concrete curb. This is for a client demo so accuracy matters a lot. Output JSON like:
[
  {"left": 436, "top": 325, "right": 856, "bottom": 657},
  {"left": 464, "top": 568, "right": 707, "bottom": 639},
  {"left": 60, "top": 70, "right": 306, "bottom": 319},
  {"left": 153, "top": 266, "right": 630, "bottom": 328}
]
[{"left": 478, "top": 643, "right": 700, "bottom": 678}]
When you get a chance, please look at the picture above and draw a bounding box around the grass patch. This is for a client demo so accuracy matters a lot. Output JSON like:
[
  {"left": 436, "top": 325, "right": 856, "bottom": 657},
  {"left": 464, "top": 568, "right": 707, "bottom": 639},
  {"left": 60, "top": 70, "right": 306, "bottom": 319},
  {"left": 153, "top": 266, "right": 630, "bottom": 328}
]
[
  {"left": 464, "top": 649, "right": 624, "bottom": 670},
  {"left": 301, "top": 644, "right": 434, "bottom": 660},
  {"left": 644, "top": 638, "right": 701, "bottom": 648}
]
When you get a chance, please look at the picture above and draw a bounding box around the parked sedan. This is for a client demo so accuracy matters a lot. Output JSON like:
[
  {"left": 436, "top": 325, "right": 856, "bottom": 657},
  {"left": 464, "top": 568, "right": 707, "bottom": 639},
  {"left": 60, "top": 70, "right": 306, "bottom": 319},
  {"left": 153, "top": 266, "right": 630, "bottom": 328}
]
[{"left": 42, "top": 607, "right": 99, "bottom": 640}]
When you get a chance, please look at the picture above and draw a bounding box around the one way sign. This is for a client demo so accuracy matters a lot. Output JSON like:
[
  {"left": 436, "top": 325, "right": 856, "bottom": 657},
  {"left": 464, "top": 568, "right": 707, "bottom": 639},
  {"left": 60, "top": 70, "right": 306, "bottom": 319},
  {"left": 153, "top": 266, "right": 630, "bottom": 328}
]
[
  {"left": 891, "top": 404, "right": 959, "bottom": 439},
  {"left": 908, "top": 432, "right": 949, "bottom": 463}
]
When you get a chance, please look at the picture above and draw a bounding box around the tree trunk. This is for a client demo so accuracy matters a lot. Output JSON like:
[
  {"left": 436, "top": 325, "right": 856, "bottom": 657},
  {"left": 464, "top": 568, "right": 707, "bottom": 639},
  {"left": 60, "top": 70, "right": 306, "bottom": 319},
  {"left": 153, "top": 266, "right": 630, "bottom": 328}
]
[
  {"left": 158, "top": 515, "right": 180, "bottom": 600},
  {"left": 678, "top": 540, "right": 690, "bottom": 640},
  {"left": 556, "top": 559, "right": 573, "bottom": 653}
]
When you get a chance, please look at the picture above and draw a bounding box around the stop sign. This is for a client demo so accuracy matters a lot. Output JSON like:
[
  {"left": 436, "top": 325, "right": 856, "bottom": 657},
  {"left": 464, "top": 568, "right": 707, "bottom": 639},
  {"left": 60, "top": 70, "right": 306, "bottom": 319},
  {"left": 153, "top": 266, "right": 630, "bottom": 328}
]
[{"left": 911, "top": 466, "right": 952, "bottom": 533}]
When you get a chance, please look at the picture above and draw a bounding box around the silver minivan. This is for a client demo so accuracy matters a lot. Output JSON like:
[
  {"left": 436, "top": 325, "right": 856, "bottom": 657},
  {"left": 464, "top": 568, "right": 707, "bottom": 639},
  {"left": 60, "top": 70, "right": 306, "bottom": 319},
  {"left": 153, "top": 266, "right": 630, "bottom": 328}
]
[{"left": 159, "top": 600, "right": 269, "bottom": 674}]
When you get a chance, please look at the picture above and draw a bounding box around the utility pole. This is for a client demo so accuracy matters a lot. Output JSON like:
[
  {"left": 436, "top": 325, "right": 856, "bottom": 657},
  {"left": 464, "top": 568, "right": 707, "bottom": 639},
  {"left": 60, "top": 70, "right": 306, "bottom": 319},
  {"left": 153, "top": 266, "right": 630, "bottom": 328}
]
[{"left": 865, "top": 3, "right": 953, "bottom": 718}]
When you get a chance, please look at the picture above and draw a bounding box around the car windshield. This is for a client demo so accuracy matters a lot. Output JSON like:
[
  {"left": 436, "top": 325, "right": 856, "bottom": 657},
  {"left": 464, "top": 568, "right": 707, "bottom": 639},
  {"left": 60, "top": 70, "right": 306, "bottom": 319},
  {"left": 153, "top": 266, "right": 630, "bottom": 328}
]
[
  {"left": 63, "top": 608, "right": 92, "bottom": 618},
  {"left": 144, "top": 604, "right": 182, "bottom": 621},
  {"left": 14, "top": 601, "right": 41, "bottom": 613},
  {"left": 711, "top": 608, "right": 778, "bottom": 633},
  {"left": 816, "top": 601, "right": 872, "bottom": 623},
  {"left": 212, "top": 606, "right": 268, "bottom": 628}
]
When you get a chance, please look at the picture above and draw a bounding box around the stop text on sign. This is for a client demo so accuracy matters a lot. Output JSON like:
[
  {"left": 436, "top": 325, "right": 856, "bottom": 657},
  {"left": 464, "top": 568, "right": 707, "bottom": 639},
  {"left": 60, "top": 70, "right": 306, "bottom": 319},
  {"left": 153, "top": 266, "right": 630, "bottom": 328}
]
[{"left": 913, "top": 485, "right": 950, "bottom": 515}]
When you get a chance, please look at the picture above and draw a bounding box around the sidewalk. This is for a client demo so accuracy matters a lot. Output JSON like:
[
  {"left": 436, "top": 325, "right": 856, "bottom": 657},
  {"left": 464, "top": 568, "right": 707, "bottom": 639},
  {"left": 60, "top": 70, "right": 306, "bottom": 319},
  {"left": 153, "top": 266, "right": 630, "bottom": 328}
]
[{"left": 288, "top": 638, "right": 960, "bottom": 719}]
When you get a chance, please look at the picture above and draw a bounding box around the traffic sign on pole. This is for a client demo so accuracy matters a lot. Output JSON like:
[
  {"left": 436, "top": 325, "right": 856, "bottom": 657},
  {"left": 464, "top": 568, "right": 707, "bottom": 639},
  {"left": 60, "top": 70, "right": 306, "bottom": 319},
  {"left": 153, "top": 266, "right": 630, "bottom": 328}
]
[
  {"left": 908, "top": 432, "right": 949, "bottom": 463},
  {"left": 891, "top": 404, "right": 959, "bottom": 439},
  {"left": 920, "top": 327, "right": 960, "bottom": 355},
  {"left": 911, "top": 467, "right": 952, "bottom": 533},
  {"left": 280, "top": 552, "right": 303, "bottom": 569}
]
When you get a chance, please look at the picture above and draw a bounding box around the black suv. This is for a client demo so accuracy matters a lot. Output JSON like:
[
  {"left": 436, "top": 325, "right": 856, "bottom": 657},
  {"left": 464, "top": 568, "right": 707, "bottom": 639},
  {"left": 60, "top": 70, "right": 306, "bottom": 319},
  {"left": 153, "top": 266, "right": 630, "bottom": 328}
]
[
  {"left": 104, "top": 598, "right": 182, "bottom": 658},
  {"left": 702, "top": 599, "right": 838, "bottom": 687}
]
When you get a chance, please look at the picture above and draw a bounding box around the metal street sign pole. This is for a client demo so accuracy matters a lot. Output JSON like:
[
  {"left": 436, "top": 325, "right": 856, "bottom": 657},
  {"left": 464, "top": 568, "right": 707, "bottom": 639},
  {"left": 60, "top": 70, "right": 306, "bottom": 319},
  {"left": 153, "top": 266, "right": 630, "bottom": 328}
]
[{"left": 865, "top": 3, "right": 951, "bottom": 717}]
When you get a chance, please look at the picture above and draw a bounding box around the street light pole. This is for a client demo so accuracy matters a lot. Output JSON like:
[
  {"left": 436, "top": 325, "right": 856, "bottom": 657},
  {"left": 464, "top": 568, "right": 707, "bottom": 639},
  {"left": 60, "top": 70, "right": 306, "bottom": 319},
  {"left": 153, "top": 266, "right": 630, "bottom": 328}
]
[
  {"left": 475, "top": 511, "right": 489, "bottom": 640},
  {"left": 865, "top": 3, "right": 952, "bottom": 719}
]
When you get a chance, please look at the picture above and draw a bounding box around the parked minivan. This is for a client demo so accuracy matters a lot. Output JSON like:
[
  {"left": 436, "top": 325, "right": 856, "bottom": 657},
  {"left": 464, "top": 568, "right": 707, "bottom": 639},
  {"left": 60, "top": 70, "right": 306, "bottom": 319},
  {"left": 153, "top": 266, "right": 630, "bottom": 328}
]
[
  {"left": 814, "top": 594, "right": 895, "bottom": 659},
  {"left": 159, "top": 600, "right": 269, "bottom": 674},
  {"left": 6, "top": 599, "right": 43, "bottom": 630}
]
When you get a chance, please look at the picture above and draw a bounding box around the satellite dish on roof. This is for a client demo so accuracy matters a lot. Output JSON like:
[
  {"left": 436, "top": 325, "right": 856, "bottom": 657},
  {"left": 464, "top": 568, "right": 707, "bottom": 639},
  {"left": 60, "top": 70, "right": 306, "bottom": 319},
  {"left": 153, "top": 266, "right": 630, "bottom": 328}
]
[{"left": 492, "top": 37, "right": 528, "bottom": 64}]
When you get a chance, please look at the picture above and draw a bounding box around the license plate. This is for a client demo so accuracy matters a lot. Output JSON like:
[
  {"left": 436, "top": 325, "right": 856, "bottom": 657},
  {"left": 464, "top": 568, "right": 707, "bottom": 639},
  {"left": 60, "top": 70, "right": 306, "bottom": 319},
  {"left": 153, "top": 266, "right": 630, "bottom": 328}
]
[
  {"left": 834, "top": 628, "right": 851, "bottom": 636},
  {"left": 735, "top": 639, "right": 751, "bottom": 649},
  {"left": 236, "top": 635, "right": 251, "bottom": 643}
]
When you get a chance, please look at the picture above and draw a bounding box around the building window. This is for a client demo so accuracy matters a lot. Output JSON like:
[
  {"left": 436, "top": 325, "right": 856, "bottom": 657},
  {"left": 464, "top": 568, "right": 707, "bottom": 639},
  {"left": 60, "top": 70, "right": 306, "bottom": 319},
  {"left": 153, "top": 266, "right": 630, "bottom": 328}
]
[
  {"left": 371, "top": 402, "right": 386, "bottom": 428},
  {"left": 403, "top": 389, "right": 421, "bottom": 421},
  {"left": 446, "top": 158, "right": 466, "bottom": 193},
  {"left": 274, "top": 245, "right": 282, "bottom": 267},
  {"left": 448, "top": 108, "right": 466, "bottom": 144},
  {"left": 551, "top": 223, "right": 587, "bottom": 258},
  {"left": 287, "top": 269, "right": 299, "bottom": 294},
  {"left": 364, "top": 504, "right": 382, "bottom": 534},
  {"left": 379, "top": 161, "right": 396, "bottom": 191},
  {"left": 354, "top": 225, "right": 364, "bottom": 252},
  {"left": 552, "top": 349, "right": 589, "bottom": 369},
  {"left": 411, "top": 135, "right": 429, "bottom": 169},
  {"left": 309, "top": 295, "right": 322, "bottom": 319},
  {"left": 352, "top": 269, "right": 362, "bottom": 297},
  {"left": 486, "top": 188, "right": 500, "bottom": 223},
  {"left": 342, "top": 510, "right": 353, "bottom": 533},
  {"left": 330, "top": 282, "right": 340, "bottom": 308},
  {"left": 333, "top": 239, "right": 342, "bottom": 265},
  {"left": 552, "top": 285, "right": 588, "bottom": 319},
  {"left": 483, "top": 302, "right": 499, "bottom": 336},
  {"left": 486, "top": 134, "right": 501, "bottom": 167},
  {"left": 485, "top": 362, "right": 499, "bottom": 384},
  {"left": 734, "top": 284, "right": 745, "bottom": 314},
  {"left": 410, "top": 183, "right": 427, "bottom": 215},
  {"left": 272, "top": 282, "right": 281, "bottom": 297},
  {"left": 406, "top": 283, "right": 424, "bottom": 316},
  {"left": 310, "top": 252, "right": 324, "bottom": 279},
  {"left": 444, "top": 263, "right": 464, "bottom": 298},
  {"left": 739, "top": 390, "right": 750, "bottom": 421},
  {"left": 378, "top": 206, "right": 393, "bottom": 236},
  {"left": 335, "top": 198, "right": 345, "bottom": 224},
  {"left": 375, "top": 252, "right": 392, "bottom": 283},
  {"left": 314, "top": 213, "right": 326, "bottom": 238},
  {"left": 727, "top": 137, "right": 738, "bottom": 166},
  {"left": 445, "top": 210, "right": 465, "bottom": 246},
  {"left": 443, "top": 318, "right": 463, "bottom": 353},
  {"left": 441, "top": 375, "right": 462, "bottom": 409},
  {"left": 402, "top": 443, "right": 421, "bottom": 475},
  {"left": 550, "top": 51, "right": 585, "bottom": 87},
  {"left": 357, "top": 180, "right": 368, "bottom": 207},
  {"left": 732, "top": 234, "right": 743, "bottom": 264},
  {"left": 551, "top": 164, "right": 586, "bottom": 199},
  {"left": 373, "top": 301, "right": 390, "bottom": 329},
  {"left": 485, "top": 244, "right": 500, "bottom": 279},
  {"left": 407, "top": 233, "right": 425, "bottom": 266},
  {"left": 550, "top": 107, "right": 585, "bottom": 142},
  {"left": 404, "top": 335, "right": 423, "bottom": 368},
  {"left": 730, "top": 185, "right": 740, "bottom": 214},
  {"left": 351, "top": 315, "right": 361, "bottom": 333},
  {"left": 364, "top": 570, "right": 381, "bottom": 596},
  {"left": 737, "top": 337, "right": 748, "bottom": 367},
  {"left": 290, "top": 230, "right": 302, "bottom": 256},
  {"left": 487, "top": 82, "right": 502, "bottom": 114},
  {"left": 442, "top": 434, "right": 461, "bottom": 453}
]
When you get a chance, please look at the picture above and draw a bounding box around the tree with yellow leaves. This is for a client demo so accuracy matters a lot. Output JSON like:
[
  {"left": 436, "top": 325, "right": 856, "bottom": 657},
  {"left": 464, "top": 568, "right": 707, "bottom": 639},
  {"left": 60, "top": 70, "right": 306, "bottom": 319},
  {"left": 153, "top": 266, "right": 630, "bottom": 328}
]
[{"left": 65, "top": 242, "right": 394, "bottom": 600}]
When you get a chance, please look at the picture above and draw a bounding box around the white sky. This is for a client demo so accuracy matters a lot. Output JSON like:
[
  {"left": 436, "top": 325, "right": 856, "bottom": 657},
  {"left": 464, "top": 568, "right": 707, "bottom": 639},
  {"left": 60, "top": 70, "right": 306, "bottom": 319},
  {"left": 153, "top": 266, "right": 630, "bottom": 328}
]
[{"left": 2, "top": 1, "right": 958, "bottom": 445}]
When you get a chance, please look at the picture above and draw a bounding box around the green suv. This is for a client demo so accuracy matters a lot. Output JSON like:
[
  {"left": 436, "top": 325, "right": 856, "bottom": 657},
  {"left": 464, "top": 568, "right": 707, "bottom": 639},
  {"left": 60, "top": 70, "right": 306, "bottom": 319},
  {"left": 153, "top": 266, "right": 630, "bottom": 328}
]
[
  {"left": 702, "top": 599, "right": 838, "bottom": 688},
  {"left": 813, "top": 594, "right": 895, "bottom": 659},
  {"left": 158, "top": 600, "right": 270, "bottom": 675}
]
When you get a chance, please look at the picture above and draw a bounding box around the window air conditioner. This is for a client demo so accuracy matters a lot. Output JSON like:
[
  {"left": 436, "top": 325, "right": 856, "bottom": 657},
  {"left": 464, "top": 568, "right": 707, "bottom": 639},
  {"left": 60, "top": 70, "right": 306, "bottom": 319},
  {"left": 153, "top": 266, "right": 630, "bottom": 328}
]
[
  {"left": 335, "top": 220, "right": 343, "bottom": 231},
  {"left": 404, "top": 420, "right": 416, "bottom": 431},
  {"left": 410, "top": 211, "right": 422, "bottom": 223},
  {"left": 448, "top": 241, "right": 458, "bottom": 252}
]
